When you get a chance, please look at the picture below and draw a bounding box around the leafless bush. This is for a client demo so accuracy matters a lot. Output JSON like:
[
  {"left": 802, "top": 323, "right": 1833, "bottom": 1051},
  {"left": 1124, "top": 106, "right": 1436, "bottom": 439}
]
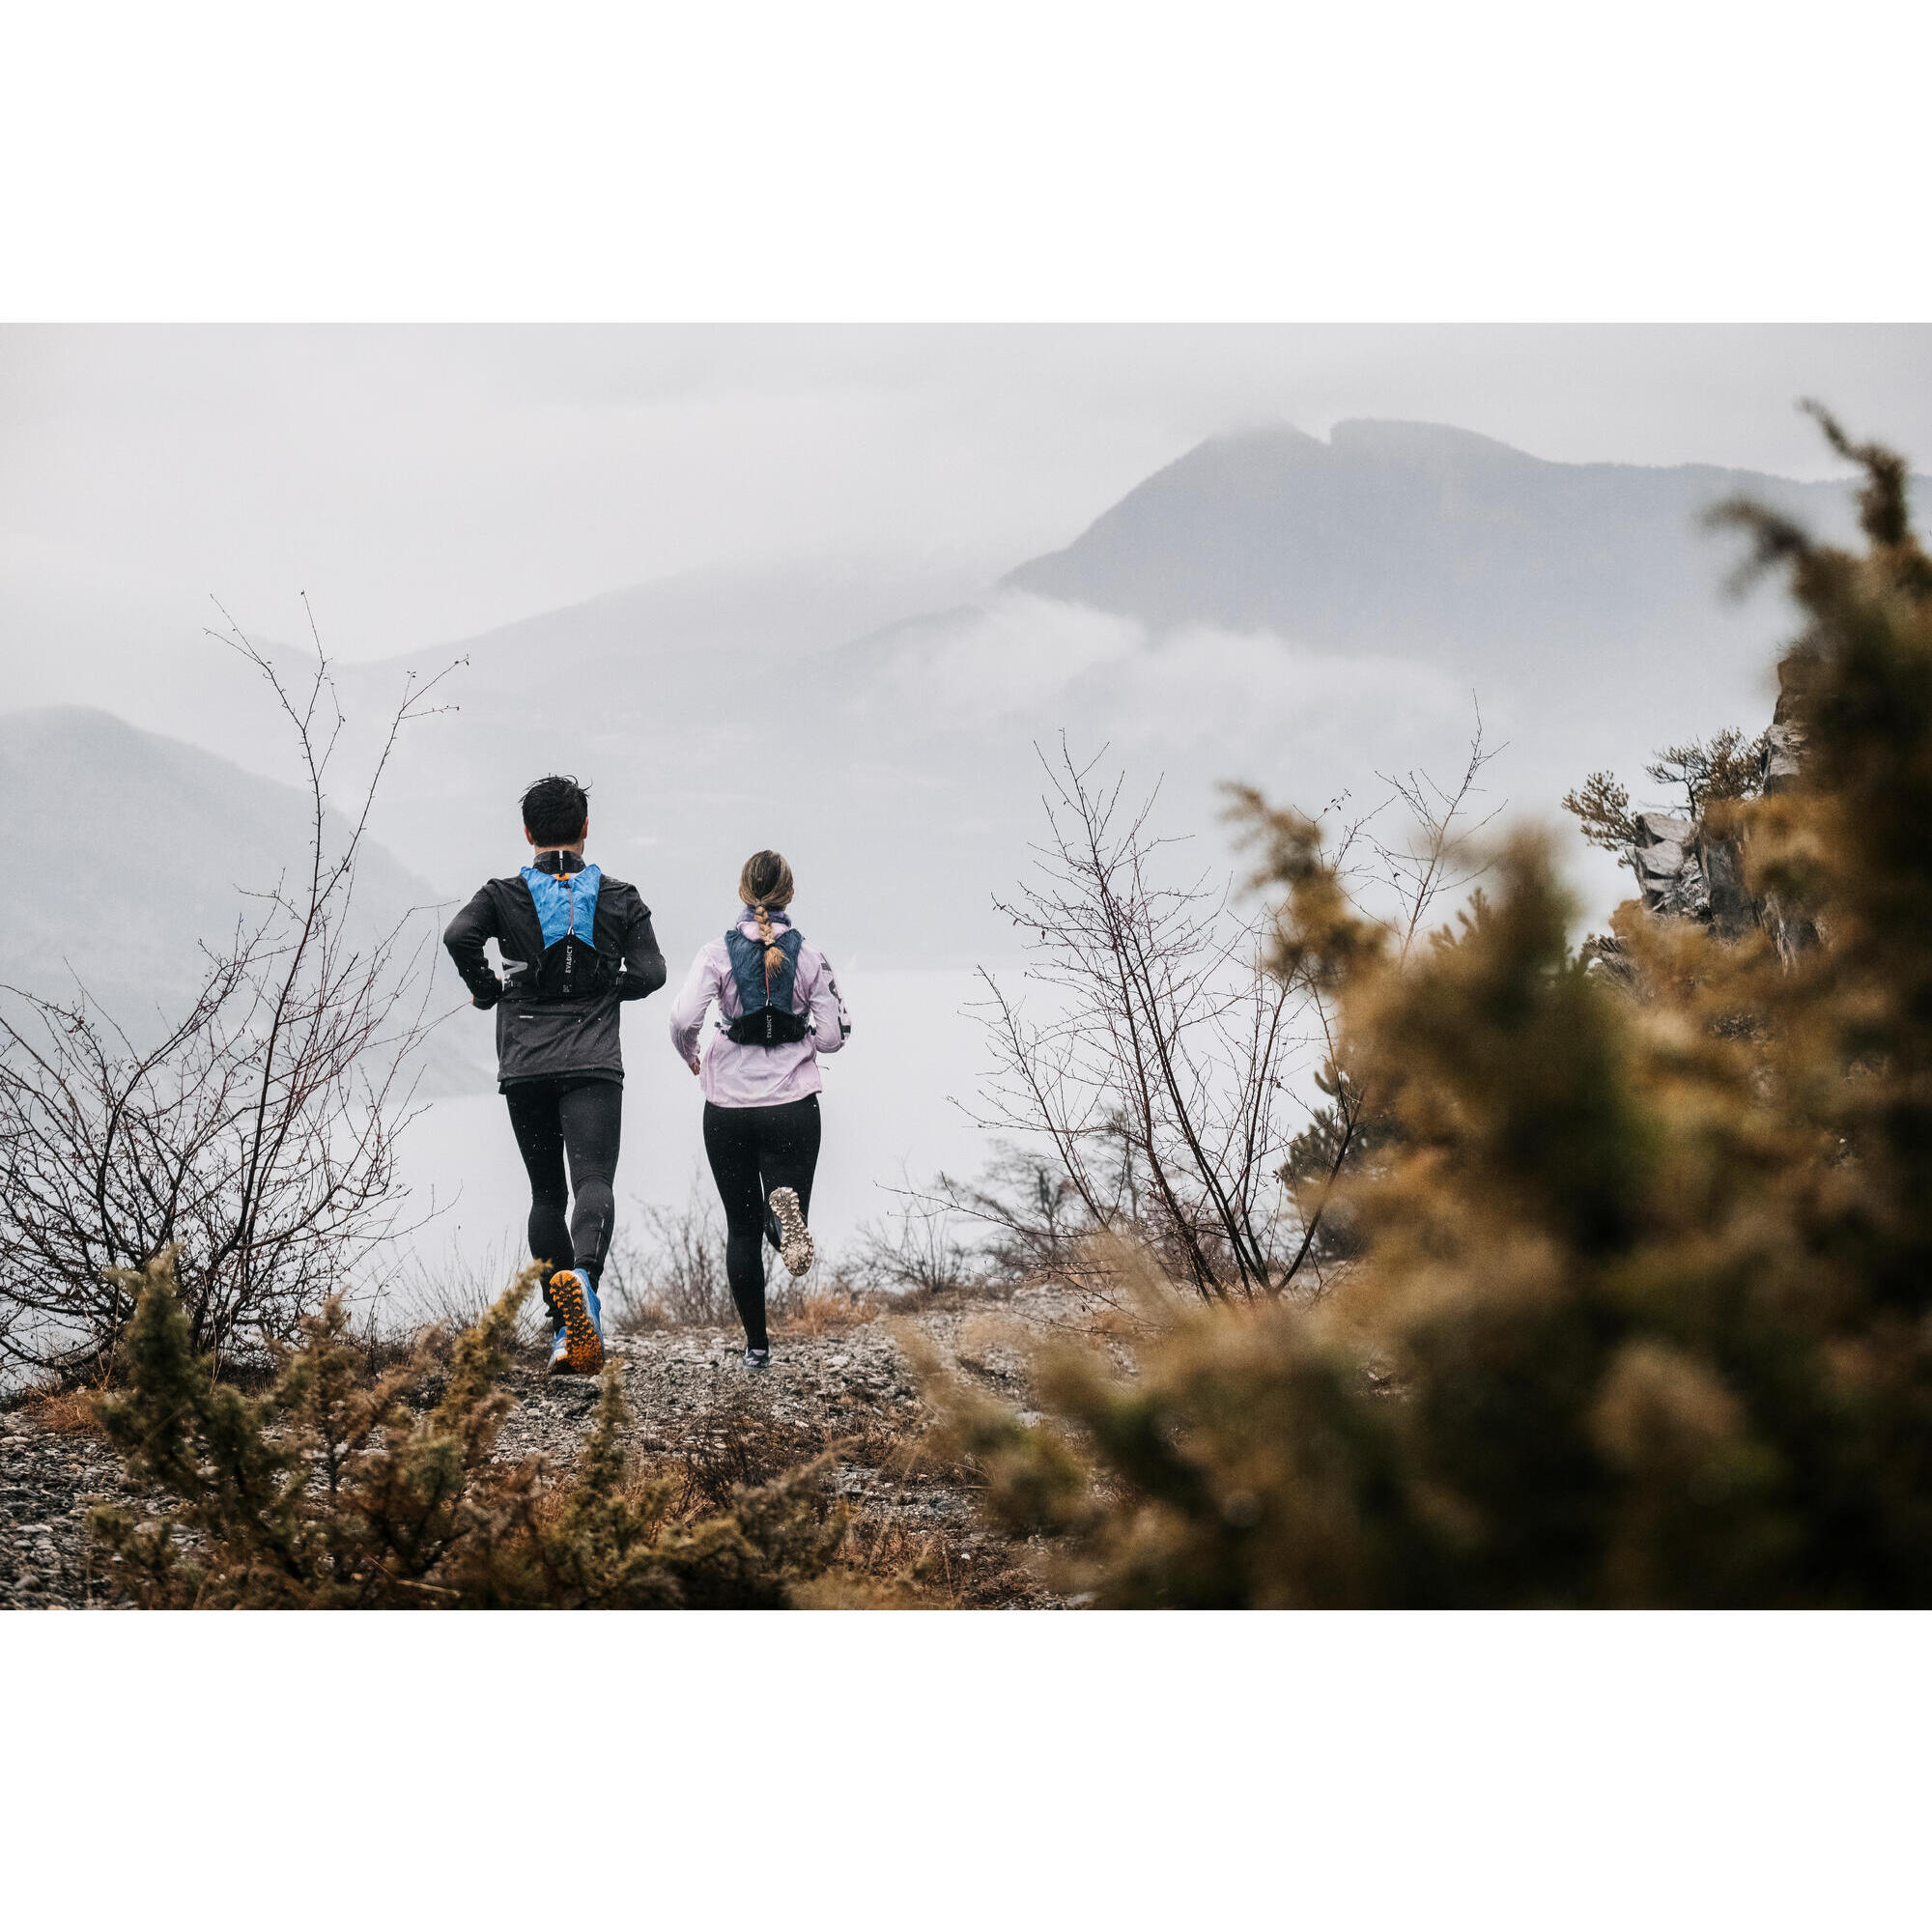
[
  {"left": 971, "top": 733, "right": 1496, "bottom": 1304},
  {"left": 844, "top": 1168, "right": 983, "bottom": 1298},
  {"left": 603, "top": 1179, "right": 734, "bottom": 1330},
  {"left": 0, "top": 604, "right": 458, "bottom": 1380},
  {"left": 1233, "top": 728, "right": 1503, "bottom": 1285},
  {"left": 924, "top": 1143, "right": 1087, "bottom": 1285},
  {"left": 384, "top": 1236, "right": 550, "bottom": 1353}
]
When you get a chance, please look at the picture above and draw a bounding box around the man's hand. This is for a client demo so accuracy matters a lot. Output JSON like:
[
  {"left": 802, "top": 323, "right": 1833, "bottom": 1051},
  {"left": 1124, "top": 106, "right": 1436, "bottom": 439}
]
[{"left": 689, "top": 1055, "right": 701, "bottom": 1075}]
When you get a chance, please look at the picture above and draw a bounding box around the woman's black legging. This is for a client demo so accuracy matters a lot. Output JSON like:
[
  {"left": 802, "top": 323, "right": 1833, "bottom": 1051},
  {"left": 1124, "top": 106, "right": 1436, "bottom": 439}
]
[
  {"left": 702, "top": 1094, "right": 820, "bottom": 1350},
  {"left": 505, "top": 1075, "right": 624, "bottom": 1288}
]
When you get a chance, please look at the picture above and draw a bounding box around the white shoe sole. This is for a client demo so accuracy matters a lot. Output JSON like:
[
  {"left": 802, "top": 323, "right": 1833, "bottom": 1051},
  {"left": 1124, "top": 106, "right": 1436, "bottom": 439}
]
[{"left": 768, "top": 1186, "right": 814, "bottom": 1277}]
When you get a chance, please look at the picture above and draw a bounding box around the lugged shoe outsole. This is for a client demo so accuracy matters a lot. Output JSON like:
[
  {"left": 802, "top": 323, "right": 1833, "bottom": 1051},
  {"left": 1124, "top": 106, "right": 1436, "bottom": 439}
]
[
  {"left": 548, "top": 1269, "right": 604, "bottom": 1376},
  {"left": 768, "top": 1186, "right": 814, "bottom": 1278}
]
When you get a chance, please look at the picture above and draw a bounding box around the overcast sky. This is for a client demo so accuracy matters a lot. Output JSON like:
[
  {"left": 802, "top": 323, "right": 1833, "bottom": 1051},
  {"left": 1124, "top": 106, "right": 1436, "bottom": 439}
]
[{"left": 4, "top": 325, "right": 1930, "bottom": 665}]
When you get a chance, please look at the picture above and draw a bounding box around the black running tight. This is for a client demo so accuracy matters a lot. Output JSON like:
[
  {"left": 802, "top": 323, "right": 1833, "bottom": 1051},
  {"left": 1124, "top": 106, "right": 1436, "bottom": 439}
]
[
  {"left": 504, "top": 1076, "right": 624, "bottom": 1288},
  {"left": 702, "top": 1094, "right": 820, "bottom": 1350}
]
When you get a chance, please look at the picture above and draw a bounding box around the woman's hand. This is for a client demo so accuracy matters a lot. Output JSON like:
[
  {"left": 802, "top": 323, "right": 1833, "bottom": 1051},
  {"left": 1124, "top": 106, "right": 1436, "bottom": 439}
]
[{"left": 689, "top": 1055, "right": 701, "bottom": 1075}]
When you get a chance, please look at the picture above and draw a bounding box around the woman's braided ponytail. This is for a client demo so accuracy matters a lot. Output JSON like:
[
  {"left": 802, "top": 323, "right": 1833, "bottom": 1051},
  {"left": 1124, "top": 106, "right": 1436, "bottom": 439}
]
[
  {"left": 753, "top": 901, "right": 782, "bottom": 976},
  {"left": 737, "top": 850, "right": 796, "bottom": 982}
]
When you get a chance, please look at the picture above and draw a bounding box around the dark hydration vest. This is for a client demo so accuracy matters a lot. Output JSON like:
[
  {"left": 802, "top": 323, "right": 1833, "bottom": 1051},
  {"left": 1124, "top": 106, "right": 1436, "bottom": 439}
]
[
  {"left": 519, "top": 862, "right": 607, "bottom": 1003},
  {"left": 724, "top": 925, "right": 810, "bottom": 1047}
]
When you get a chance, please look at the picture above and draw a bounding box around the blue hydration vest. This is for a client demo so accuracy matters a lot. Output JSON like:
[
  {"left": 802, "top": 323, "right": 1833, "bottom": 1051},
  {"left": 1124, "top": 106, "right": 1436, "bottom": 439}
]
[
  {"left": 724, "top": 925, "right": 810, "bottom": 1047},
  {"left": 521, "top": 863, "right": 606, "bottom": 1001}
]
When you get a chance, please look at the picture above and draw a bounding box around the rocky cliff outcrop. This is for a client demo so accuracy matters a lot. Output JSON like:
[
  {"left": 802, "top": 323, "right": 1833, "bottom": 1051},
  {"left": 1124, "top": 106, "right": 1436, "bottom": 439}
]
[{"left": 1603, "top": 659, "right": 1816, "bottom": 968}]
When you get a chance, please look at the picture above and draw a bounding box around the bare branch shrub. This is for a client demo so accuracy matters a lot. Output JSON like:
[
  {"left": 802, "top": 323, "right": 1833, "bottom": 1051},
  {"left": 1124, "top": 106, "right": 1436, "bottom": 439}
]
[
  {"left": 0, "top": 604, "right": 458, "bottom": 1380},
  {"left": 384, "top": 1236, "right": 550, "bottom": 1353},
  {"left": 971, "top": 733, "right": 1496, "bottom": 1304},
  {"left": 844, "top": 1168, "right": 983, "bottom": 1298},
  {"left": 603, "top": 1179, "right": 733, "bottom": 1331},
  {"left": 922, "top": 1142, "right": 1087, "bottom": 1286}
]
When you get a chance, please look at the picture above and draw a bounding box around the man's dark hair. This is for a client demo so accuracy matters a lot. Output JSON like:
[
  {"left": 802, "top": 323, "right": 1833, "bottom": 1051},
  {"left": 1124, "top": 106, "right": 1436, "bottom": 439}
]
[{"left": 521, "top": 774, "right": 590, "bottom": 846}]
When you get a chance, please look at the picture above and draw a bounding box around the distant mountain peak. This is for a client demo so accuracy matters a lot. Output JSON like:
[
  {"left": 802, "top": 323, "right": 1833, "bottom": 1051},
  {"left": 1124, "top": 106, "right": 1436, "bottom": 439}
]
[
  {"left": 1176, "top": 415, "right": 1539, "bottom": 463},
  {"left": 1325, "top": 417, "right": 1545, "bottom": 465},
  {"left": 1195, "top": 418, "right": 1327, "bottom": 451},
  {"left": 1004, "top": 416, "right": 1854, "bottom": 647}
]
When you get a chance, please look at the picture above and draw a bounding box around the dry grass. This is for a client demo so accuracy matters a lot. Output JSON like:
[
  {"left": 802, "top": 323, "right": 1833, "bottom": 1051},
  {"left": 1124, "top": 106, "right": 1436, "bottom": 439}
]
[
  {"left": 803, "top": 1509, "right": 1045, "bottom": 1607},
  {"left": 18, "top": 1385, "right": 107, "bottom": 1436},
  {"left": 801, "top": 1517, "right": 953, "bottom": 1606},
  {"left": 771, "top": 1285, "right": 882, "bottom": 1337},
  {"left": 660, "top": 1400, "right": 833, "bottom": 1513},
  {"left": 611, "top": 1299, "right": 672, "bottom": 1336}
]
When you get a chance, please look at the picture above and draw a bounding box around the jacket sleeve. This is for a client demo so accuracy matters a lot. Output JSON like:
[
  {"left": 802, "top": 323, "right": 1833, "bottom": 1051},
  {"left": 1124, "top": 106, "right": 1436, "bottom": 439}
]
[
  {"left": 442, "top": 885, "right": 504, "bottom": 1009},
  {"left": 616, "top": 894, "right": 668, "bottom": 1002},
  {"left": 668, "top": 944, "right": 721, "bottom": 1065},
  {"left": 804, "top": 948, "right": 851, "bottom": 1056}
]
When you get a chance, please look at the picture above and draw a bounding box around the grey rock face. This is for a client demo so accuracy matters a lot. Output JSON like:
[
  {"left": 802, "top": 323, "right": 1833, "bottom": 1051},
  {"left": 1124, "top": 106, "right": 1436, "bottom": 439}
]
[
  {"left": 1629, "top": 810, "right": 1763, "bottom": 938},
  {"left": 1751, "top": 657, "right": 1820, "bottom": 960},
  {"left": 1762, "top": 722, "right": 1806, "bottom": 796},
  {"left": 1632, "top": 811, "right": 1711, "bottom": 922},
  {"left": 1623, "top": 679, "right": 1812, "bottom": 954},
  {"left": 1762, "top": 655, "right": 1810, "bottom": 797}
]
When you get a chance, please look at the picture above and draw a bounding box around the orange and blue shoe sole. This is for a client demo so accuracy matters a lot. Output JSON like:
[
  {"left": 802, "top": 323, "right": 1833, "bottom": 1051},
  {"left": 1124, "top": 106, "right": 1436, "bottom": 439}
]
[{"left": 547, "top": 1269, "right": 605, "bottom": 1376}]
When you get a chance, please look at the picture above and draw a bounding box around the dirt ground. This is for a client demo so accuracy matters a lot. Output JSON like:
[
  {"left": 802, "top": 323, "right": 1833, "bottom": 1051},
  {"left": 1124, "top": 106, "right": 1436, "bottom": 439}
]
[{"left": 0, "top": 1283, "right": 1124, "bottom": 1610}]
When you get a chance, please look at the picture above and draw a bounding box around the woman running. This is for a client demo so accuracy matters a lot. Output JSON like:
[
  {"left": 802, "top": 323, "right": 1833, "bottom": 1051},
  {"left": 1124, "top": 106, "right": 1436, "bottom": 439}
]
[{"left": 668, "top": 850, "right": 851, "bottom": 1368}]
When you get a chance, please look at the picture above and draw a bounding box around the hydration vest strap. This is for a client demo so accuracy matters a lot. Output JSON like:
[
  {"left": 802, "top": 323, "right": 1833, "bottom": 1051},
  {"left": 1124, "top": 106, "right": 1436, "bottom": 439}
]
[{"left": 725, "top": 1006, "right": 812, "bottom": 1047}]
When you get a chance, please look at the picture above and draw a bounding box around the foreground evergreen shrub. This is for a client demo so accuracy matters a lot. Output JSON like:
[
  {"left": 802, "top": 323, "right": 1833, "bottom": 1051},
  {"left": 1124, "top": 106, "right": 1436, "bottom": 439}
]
[
  {"left": 89, "top": 1257, "right": 845, "bottom": 1608},
  {"left": 931, "top": 413, "right": 1932, "bottom": 1607}
]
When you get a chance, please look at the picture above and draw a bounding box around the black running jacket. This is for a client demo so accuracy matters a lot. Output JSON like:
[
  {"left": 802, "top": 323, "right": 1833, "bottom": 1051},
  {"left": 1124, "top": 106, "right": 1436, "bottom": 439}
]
[{"left": 442, "top": 854, "right": 667, "bottom": 1089}]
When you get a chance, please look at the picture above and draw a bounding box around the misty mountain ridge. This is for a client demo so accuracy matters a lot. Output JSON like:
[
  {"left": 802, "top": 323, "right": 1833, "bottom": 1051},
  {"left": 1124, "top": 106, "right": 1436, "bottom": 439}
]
[
  {"left": 387, "top": 551, "right": 1007, "bottom": 683},
  {"left": 0, "top": 709, "right": 488, "bottom": 1091},
  {"left": 1006, "top": 416, "right": 1867, "bottom": 661},
  {"left": 27, "top": 418, "right": 1907, "bottom": 980}
]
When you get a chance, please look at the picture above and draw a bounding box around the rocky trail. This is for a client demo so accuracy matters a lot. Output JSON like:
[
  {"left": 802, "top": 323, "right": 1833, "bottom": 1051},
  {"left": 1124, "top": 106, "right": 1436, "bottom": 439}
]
[{"left": 0, "top": 1285, "right": 1107, "bottom": 1610}]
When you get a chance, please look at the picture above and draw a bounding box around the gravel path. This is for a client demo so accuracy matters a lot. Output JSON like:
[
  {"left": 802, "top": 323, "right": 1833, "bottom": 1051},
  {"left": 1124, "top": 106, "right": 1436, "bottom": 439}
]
[{"left": 1, "top": 1286, "right": 1103, "bottom": 1610}]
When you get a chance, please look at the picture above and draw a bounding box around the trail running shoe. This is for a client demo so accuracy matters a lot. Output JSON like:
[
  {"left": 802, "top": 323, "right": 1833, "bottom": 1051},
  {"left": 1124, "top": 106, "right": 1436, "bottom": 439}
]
[
  {"left": 768, "top": 1186, "right": 814, "bottom": 1278},
  {"left": 744, "top": 1346, "right": 771, "bottom": 1371},
  {"left": 546, "top": 1267, "right": 604, "bottom": 1376}
]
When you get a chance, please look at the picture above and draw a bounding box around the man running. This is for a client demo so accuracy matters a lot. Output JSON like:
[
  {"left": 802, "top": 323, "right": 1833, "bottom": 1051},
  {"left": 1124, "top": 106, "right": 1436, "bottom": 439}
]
[{"left": 442, "top": 774, "right": 666, "bottom": 1373}]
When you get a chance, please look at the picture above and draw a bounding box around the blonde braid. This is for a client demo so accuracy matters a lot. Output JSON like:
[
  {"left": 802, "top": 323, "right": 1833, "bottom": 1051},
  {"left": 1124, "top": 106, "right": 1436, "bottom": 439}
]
[
  {"left": 738, "top": 852, "right": 796, "bottom": 992},
  {"left": 754, "top": 902, "right": 783, "bottom": 979}
]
